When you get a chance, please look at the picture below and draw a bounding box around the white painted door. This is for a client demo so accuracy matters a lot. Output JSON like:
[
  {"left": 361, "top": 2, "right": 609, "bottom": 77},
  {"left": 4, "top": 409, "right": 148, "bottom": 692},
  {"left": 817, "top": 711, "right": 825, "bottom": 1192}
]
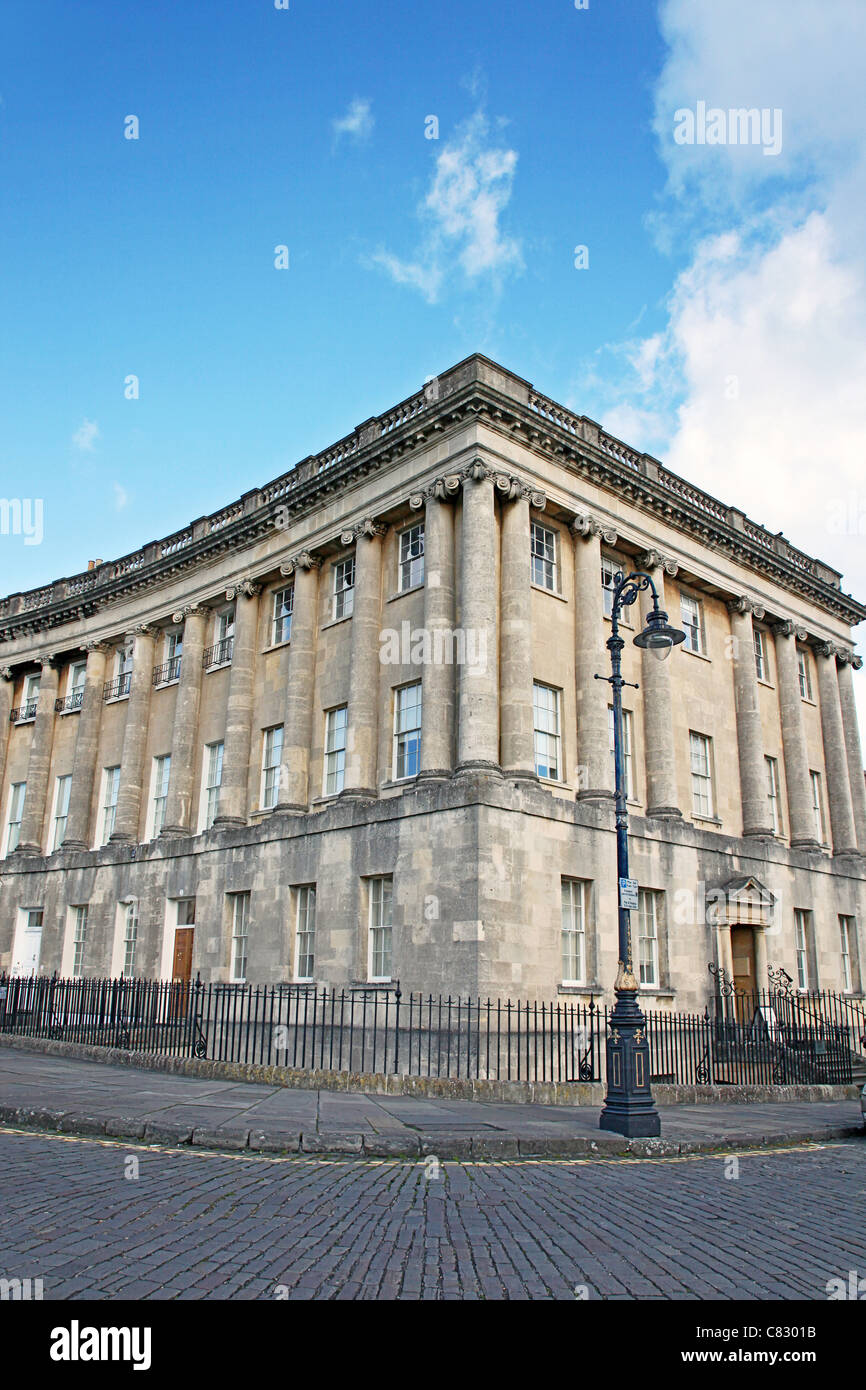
[{"left": 11, "top": 910, "right": 43, "bottom": 976}]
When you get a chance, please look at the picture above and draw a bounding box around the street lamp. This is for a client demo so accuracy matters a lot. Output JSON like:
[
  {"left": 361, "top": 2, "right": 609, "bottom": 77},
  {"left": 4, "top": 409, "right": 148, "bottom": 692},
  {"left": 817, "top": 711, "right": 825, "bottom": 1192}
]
[{"left": 596, "top": 571, "right": 685, "bottom": 1137}]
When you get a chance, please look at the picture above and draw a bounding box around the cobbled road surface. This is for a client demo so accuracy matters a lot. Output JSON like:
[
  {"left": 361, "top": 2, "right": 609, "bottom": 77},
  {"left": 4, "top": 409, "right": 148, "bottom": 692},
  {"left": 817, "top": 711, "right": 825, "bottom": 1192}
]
[{"left": 1, "top": 1128, "right": 864, "bottom": 1300}]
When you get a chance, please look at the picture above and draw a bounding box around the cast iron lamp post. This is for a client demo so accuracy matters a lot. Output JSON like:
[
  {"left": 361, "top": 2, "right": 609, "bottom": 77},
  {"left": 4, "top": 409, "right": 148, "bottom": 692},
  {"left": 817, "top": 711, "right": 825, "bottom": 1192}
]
[{"left": 597, "top": 570, "right": 685, "bottom": 1137}]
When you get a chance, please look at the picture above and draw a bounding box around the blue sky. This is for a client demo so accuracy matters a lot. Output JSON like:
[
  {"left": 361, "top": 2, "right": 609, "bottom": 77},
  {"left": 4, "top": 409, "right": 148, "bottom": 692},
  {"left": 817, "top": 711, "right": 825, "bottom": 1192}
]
[{"left": 1, "top": 1, "right": 865, "bottom": 695}]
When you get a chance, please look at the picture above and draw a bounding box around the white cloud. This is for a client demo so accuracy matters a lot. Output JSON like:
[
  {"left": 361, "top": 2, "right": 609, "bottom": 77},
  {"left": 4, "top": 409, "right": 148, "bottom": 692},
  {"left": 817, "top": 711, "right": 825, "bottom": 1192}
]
[
  {"left": 331, "top": 98, "right": 374, "bottom": 144},
  {"left": 113, "top": 482, "right": 129, "bottom": 511},
  {"left": 371, "top": 110, "right": 522, "bottom": 303},
  {"left": 72, "top": 418, "right": 100, "bottom": 452}
]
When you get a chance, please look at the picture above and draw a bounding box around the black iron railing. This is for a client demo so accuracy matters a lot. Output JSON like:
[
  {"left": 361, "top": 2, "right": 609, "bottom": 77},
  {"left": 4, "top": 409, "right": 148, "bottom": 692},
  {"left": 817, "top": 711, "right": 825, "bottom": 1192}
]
[
  {"left": 103, "top": 673, "right": 131, "bottom": 701},
  {"left": 9, "top": 700, "right": 38, "bottom": 722},
  {"left": 202, "top": 638, "right": 233, "bottom": 670},
  {"left": 0, "top": 974, "right": 857, "bottom": 1087},
  {"left": 152, "top": 657, "right": 182, "bottom": 686},
  {"left": 55, "top": 690, "right": 84, "bottom": 713}
]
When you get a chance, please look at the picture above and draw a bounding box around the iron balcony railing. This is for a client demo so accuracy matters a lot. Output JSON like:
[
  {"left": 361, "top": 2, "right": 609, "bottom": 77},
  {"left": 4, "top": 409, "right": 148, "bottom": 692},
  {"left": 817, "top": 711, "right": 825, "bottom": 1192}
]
[
  {"left": 55, "top": 689, "right": 84, "bottom": 713},
  {"left": 9, "top": 700, "right": 38, "bottom": 722},
  {"left": 202, "top": 637, "right": 233, "bottom": 670},
  {"left": 0, "top": 975, "right": 857, "bottom": 1088},
  {"left": 152, "top": 657, "right": 182, "bottom": 686},
  {"left": 103, "top": 673, "right": 131, "bottom": 701}
]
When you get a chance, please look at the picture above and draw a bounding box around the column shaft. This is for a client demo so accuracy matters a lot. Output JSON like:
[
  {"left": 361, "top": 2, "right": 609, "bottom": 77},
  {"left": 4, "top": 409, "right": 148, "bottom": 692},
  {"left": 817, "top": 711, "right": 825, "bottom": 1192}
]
[
  {"left": 638, "top": 558, "right": 681, "bottom": 817},
  {"left": 728, "top": 603, "right": 772, "bottom": 836},
  {"left": 0, "top": 673, "right": 14, "bottom": 792},
  {"left": 344, "top": 528, "right": 384, "bottom": 795},
  {"left": 62, "top": 644, "right": 109, "bottom": 849},
  {"left": 276, "top": 558, "right": 321, "bottom": 810},
  {"left": 110, "top": 629, "right": 156, "bottom": 842},
  {"left": 213, "top": 586, "right": 260, "bottom": 826},
  {"left": 419, "top": 496, "right": 456, "bottom": 776},
  {"left": 499, "top": 495, "right": 535, "bottom": 775},
  {"left": 161, "top": 609, "right": 207, "bottom": 836},
  {"left": 15, "top": 660, "right": 59, "bottom": 854},
  {"left": 773, "top": 625, "right": 818, "bottom": 847},
  {"left": 837, "top": 658, "right": 866, "bottom": 851},
  {"left": 457, "top": 472, "right": 499, "bottom": 770},
  {"left": 816, "top": 646, "right": 858, "bottom": 855},
  {"left": 573, "top": 527, "right": 611, "bottom": 799}
]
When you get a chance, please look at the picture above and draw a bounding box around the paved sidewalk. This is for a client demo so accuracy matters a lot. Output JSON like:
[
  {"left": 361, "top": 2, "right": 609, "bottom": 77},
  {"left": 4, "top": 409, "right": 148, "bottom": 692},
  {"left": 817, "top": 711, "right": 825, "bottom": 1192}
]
[{"left": 0, "top": 1044, "right": 862, "bottom": 1158}]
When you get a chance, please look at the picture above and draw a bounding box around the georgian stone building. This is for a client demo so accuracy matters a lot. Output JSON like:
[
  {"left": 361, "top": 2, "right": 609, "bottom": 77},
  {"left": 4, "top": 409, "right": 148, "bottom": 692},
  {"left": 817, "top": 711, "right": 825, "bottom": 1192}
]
[{"left": 0, "top": 355, "right": 864, "bottom": 1011}]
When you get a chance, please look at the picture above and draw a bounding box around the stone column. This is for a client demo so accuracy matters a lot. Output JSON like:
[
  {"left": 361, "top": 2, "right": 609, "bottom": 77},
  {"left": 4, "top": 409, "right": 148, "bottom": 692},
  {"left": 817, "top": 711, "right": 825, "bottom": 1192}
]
[
  {"left": 638, "top": 552, "right": 682, "bottom": 818},
  {"left": 727, "top": 597, "right": 773, "bottom": 837},
  {"left": 274, "top": 552, "right": 321, "bottom": 811},
  {"left": 754, "top": 926, "right": 769, "bottom": 995},
  {"left": 498, "top": 481, "right": 538, "bottom": 776},
  {"left": 213, "top": 581, "right": 261, "bottom": 826},
  {"left": 110, "top": 627, "right": 157, "bottom": 842},
  {"left": 572, "top": 517, "right": 613, "bottom": 801},
  {"left": 772, "top": 621, "right": 819, "bottom": 848},
  {"left": 343, "top": 520, "right": 385, "bottom": 796},
  {"left": 160, "top": 607, "right": 208, "bottom": 837},
  {"left": 0, "top": 668, "right": 14, "bottom": 790},
  {"left": 717, "top": 922, "right": 734, "bottom": 983},
  {"left": 837, "top": 653, "right": 866, "bottom": 852},
  {"left": 414, "top": 483, "right": 457, "bottom": 778},
  {"left": 14, "top": 657, "right": 59, "bottom": 854},
  {"left": 456, "top": 462, "right": 499, "bottom": 771},
  {"left": 815, "top": 643, "right": 859, "bottom": 856},
  {"left": 62, "top": 642, "right": 110, "bottom": 850}
]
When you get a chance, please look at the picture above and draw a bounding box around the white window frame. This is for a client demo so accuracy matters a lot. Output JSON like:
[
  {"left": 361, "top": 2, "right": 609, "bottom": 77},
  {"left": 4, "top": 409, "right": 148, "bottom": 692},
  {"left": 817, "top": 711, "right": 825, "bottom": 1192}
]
[
  {"left": 393, "top": 683, "right": 422, "bottom": 782},
  {"left": 324, "top": 706, "right": 348, "bottom": 796},
  {"left": 4, "top": 781, "right": 26, "bottom": 856},
  {"left": 99, "top": 767, "right": 121, "bottom": 846},
  {"left": 766, "top": 755, "right": 783, "bottom": 835},
  {"left": 561, "top": 879, "right": 587, "bottom": 986},
  {"left": 70, "top": 905, "right": 88, "bottom": 978},
  {"left": 333, "top": 557, "right": 355, "bottom": 621},
  {"left": 294, "top": 885, "right": 316, "bottom": 982},
  {"left": 51, "top": 774, "right": 72, "bottom": 852},
  {"left": 601, "top": 555, "right": 619, "bottom": 619},
  {"left": 608, "top": 706, "right": 635, "bottom": 800},
  {"left": 797, "top": 648, "right": 813, "bottom": 700},
  {"left": 754, "top": 628, "right": 769, "bottom": 682},
  {"left": 368, "top": 876, "right": 393, "bottom": 982},
  {"left": 794, "top": 909, "right": 811, "bottom": 991},
  {"left": 229, "top": 892, "right": 250, "bottom": 982},
  {"left": 201, "top": 742, "right": 224, "bottom": 831},
  {"left": 810, "top": 771, "right": 826, "bottom": 843},
  {"left": 637, "top": 890, "right": 660, "bottom": 988},
  {"left": 839, "top": 916, "right": 854, "bottom": 993},
  {"left": 271, "top": 586, "right": 293, "bottom": 647},
  {"left": 148, "top": 754, "right": 171, "bottom": 838},
  {"left": 68, "top": 660, "right": 87, "bottom": 700},
  {"left": 690, "top": 731, "right": 714, "bottom": 818},
  {"left": 533, "top": 682, "right": 562, "bottom": 781},
  {"left": 398, "top": 523, "right": 425, "bottom": 593},
  {"left": 681, "top": 592, "right": 705, "bottom": 655},
  {"left": 261, "top": 726, "right": 283, "bottom": 810},
  {"left": 121, "top": 901, "right": 139, "bottom": 979},
  {"left": 531, "top": 522, "right": 558, "bottom": 593}
]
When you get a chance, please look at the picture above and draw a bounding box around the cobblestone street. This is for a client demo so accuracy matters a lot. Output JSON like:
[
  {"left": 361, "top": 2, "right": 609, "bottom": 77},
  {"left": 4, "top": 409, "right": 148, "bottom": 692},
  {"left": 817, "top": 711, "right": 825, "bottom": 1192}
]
[{"left": 1, "top": 1128, "right": 864, "bottom": 1301}]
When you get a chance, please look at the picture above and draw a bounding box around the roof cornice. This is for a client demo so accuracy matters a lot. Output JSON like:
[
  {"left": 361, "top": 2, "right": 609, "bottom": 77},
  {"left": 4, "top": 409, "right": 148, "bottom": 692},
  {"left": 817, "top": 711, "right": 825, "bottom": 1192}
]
[{"left": 1, "top": 354, "right": 863, "bottom": 642}]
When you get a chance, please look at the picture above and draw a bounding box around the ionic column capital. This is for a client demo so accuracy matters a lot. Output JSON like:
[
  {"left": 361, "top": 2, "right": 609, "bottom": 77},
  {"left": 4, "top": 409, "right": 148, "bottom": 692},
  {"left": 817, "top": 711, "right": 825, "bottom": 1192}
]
[
  {"left": 225, "top": 579, "right": 261, "bottom": 601},
  {"left": 460, "top": 456, "right": 495, "bottom": 485},
  {"left": 638, "top": 549, "right": 679, "bottom": 577},
  {"left": 125, "top": 624, "right": 158, "bottom": 643},
  {"left": 772, "top": 619, "right": 809, "bottom": 641},
  {"left": 340, "top": 518, "right": 387, "bottom": 545},
  {"left": 170, "top": 604, "right": 208, "bottom": 625},
  {"left": 1, "top": 666, "right": 14, "bottom": 681},
  {"left": 726, "top": 596, "right": 765, "bottom": 620},
  {"left": 835, "top": 647, "right": 856, "bottom": 666},
  {"left": 82, "top": 640, "right": 112, "bottom": 655},
  {"left": 815, "top": 640, "right": 842, "bottom": 661},
  {"left": 570, "top": 512, "right": 618, "bottom": 545},
  {"left": 279, "top": 551, "right": 322, "bottom": 577},
  {"left": 852, "top": 655, "right": 864, "bottom": 671},
  {"left": 492, "top": 472, "right": 546, "bottom": 508}
]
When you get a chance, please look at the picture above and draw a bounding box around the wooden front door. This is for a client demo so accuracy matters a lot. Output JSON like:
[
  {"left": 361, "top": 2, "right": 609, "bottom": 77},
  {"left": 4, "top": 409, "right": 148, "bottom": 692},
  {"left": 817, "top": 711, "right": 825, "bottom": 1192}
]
[
  {"left": 172, "top": 928, "right": 194, "bottom": 985},
  {"left": 730, "top": 926, "right": 756, "bottom": 1019}
]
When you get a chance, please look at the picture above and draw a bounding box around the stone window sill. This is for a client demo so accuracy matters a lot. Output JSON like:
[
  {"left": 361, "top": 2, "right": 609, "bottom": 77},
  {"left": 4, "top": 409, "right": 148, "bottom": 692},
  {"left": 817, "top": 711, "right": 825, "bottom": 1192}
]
[
  {"left": 682, "top": 645, "right": 711, "bottom": 663},
  {"left": 530, "top": 582, "right": 567, "bottom": 603},
  {"left": 604, "top": 615, "right": 634, "bottom": 631},
  {"left": 387, "top": 583, "right": 425, "bottom": 603},
  {"left": 757, "top": 678, "right": 775, "bottom": 690},
  {"left": 693, "top": 814, "right": 723, "bottom": 827},
  {"left": 203, "top": 661, "right": 232, "bottom": 674},
  {"left": 558, "top": 983, "right": 602, "bottom": 996},
  {"left": 153, "top": 678, "right": 180, "bottom": 690},
  {"left": 104, "top": 695, "right": 130, "bottom": 706},
  {"left": 319, "top": 613, "right": 353, "bottom": 634},
  {"left": 262, "top": 640, "right": 291, "bottom": 655}
]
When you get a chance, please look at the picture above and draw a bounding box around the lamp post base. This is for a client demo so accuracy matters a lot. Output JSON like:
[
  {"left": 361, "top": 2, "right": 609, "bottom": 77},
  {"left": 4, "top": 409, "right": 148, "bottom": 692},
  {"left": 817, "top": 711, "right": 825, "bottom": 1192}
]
[{"left": 598, "top": 987, "right": 661, "bottom": 1138}]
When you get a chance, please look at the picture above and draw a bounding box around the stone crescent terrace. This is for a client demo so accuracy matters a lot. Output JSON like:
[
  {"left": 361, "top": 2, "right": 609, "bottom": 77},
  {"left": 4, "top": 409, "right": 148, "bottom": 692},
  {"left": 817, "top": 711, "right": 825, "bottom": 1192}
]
[{"left": 0, "top": 353, "right": 864, "bottom": 1009}]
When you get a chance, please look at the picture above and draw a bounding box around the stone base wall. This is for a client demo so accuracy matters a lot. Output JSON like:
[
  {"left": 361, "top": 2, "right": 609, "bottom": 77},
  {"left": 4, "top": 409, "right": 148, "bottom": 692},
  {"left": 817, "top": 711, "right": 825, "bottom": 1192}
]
[{"left": 0, "top": 773, "right": 864, "bottom": 1012}]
